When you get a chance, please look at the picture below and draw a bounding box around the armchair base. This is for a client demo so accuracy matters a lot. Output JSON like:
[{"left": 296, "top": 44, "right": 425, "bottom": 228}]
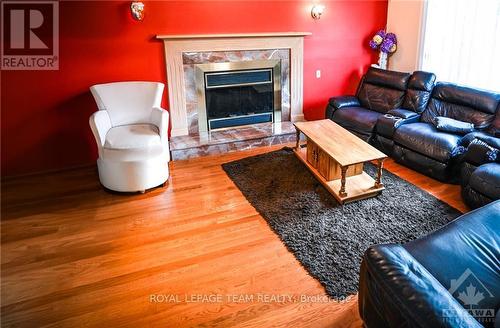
[{"left": 97, "top": 155, "right": 169, "bottom": 193}]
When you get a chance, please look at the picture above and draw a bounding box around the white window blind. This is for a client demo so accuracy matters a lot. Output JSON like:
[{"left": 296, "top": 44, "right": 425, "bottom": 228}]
[{"left": 420, "top": 0, "right": 500, "bottom": 91}]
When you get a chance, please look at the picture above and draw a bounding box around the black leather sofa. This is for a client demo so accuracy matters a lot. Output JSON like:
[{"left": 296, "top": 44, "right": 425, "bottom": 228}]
[
  {"left": 460, "top": 133, "right": 500, "bottom": 209},
  {"left": 326, "top": 68, "right": 500, "bottom": 183},
  {"left": 325, "top": 68, "right": 413, "bottom": 142},
  {"left": 391, "top": 83, "right": 500, "bottom": 182},
  {"left": 375, "top": 71, "right": 436, "bottom": 156},
  {"left": 359, "top": 200, "right": 500, "bottom": 328}
]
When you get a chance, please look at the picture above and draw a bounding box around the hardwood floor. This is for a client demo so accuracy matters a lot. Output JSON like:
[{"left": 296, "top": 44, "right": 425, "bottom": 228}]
[{"left": 1, "top": 144, "right": 467, "bottom": 328}]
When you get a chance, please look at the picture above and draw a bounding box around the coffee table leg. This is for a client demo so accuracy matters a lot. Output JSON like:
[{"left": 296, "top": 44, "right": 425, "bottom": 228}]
[
  {"left": 295, "top": 127, "right": 301, "bottom": 150},
  {"left": 339, "top": 166, "right": 348, "bottom": 197},
  {"left": 374, "top": 159, "right": 384, "bottom": 188}
]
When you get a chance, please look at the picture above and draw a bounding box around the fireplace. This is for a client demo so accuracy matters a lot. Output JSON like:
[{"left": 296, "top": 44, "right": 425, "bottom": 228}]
[
  {"left": 195, "top": 60, "right": 281, "bottom": 132},
  {"left": 157, "top": 32, "right": 309, "bottom": 160}
]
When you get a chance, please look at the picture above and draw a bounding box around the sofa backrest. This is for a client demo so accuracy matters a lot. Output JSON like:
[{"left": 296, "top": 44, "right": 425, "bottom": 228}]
[
  {"left": 421, "top": 82, "right": 500, "bottom": 129},
  {"left": 356, "top": 68, "right": 411, "bottom": 113},
  {"left": 401, "top": 71, "right": 436, "bottom": 113}
]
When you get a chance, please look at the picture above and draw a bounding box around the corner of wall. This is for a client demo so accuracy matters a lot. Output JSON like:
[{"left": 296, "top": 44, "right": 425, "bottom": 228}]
[{"left": 386, "top": 0, "right": 426, "bottom": 73}]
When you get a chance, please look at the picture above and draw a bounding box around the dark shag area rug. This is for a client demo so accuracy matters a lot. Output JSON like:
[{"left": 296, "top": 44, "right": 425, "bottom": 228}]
[{"left": 222, "top": 147, "right": 461, "bottom": 299}]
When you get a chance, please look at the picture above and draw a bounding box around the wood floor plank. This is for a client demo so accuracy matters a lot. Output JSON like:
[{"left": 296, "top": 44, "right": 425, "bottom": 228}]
[{"left": 1, "top": 143, "right": 467, "bottom": 327}]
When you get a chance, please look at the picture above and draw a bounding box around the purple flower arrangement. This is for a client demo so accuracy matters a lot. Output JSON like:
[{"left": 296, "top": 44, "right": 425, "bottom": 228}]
[{"left": 369, "top": 30, "right": 397, "bottom": 54}]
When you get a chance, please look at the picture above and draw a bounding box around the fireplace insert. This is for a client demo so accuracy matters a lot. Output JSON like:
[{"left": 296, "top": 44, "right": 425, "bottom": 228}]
[
  {"left": 205, "top": 69, "right": 274, "bottom": 130},
  {"left": 195, "top": 60, "right": 282, "bottom": 132}
]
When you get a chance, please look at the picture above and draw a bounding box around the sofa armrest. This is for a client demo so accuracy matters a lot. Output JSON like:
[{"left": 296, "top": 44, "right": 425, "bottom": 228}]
[
  {"left": 461, "top": 132, "right": 500, "bottom": 148},
  {"left": 89, "top": 110, "right": 112, "bottom": 156},
  {"left": 325, "top": 96, "right": 360, "bottom": 119},
  {"left": 329, "top": 95, "right": 360, "bottom": 109},
  {"left": 387, "top": 108, "right": 420, "bottom": 119},
  {"left": 461, "top": 132, "right": 500, "bottom": 166},
  {"left": 359, "top": 244, "right": 482, "bottom": 328},
  {"left": 376, "top": 113, "right": 420, "bottom": 139},
  {"left": 475, "top": 134, "right": 500, "bottom": 150},
  {"left": 463, "top": 139, "right": 499, "bottom": 166}
]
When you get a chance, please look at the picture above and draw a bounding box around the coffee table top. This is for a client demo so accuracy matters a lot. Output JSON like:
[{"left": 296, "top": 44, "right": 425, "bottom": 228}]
[{"left": 294, "top": 119, "right": 387, "bottom": 166}]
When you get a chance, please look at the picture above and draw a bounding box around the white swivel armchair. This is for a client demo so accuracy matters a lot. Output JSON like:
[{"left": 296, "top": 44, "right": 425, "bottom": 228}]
[{"left": 89, "top": 81, "right": 170, "bottom": 192}]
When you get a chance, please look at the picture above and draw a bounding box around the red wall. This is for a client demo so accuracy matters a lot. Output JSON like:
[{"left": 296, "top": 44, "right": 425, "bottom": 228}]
[{"left": 1, "top": 0, "right": 387, "bottom": 176}]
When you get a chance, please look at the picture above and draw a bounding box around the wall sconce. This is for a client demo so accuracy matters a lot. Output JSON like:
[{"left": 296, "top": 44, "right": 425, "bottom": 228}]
[
  {"left": 130, "top": 1, "right": 145, "bottom": 21},
  {"left": 311, "top": 4, "right": 325, "bottom": 20}
]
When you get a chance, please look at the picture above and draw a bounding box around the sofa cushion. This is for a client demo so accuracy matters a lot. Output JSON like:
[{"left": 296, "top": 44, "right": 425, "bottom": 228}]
[
  {"left": 394, "top": 122, "right": 462, "bottom": 162},
  {"left": 357, "top": 68, "right": 410, "bottom": 113},
  {"left": 402, "top": 89, "right": 431, "bottom": 114},
  {"left": 433, "top": 117, "right": 475, "bottom": 135},
  {"left": 357, "top": 84, "right": 406, "bottom": 114},
  {"left": 421, "top": 83, "right": 500, "bottom": 129},
  {"left": 469, "top": 163, "right": 500, "bottom": 200},
  {"left": 431, "top": 83, "right": 500, "bottom": 114},
  {"left": 407, "top": 71, "right": 436, "bottom": 92},
  {"left": 332, "top": 107, "right": 383, "bottom": 137},
  {"left": 362, "top": 67, "right": 411, "bottom": 90},
  {"left": 402, "top": 71, "right": 436, "bottom": 113}
]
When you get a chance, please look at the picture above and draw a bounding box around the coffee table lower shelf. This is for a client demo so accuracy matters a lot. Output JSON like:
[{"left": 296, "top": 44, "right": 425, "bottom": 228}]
[{"left": 294, "top": 147, "right": 384, "bottom": 204}]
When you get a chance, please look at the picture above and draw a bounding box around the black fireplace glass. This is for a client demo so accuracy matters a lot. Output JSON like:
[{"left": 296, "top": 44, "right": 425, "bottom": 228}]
[
  {"left": 205, "top": 83, "right": 273, "bottom": 120},
  {"left": 206, "top": 70, "right": 272, "bottom": 87}
]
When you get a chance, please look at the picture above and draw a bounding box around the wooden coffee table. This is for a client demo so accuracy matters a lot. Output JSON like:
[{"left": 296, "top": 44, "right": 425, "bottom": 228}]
[{"left": 294, "top": 119, "right": 387, "bottom": 204}]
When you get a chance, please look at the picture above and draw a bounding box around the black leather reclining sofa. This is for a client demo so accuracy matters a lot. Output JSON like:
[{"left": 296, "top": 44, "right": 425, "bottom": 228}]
[
  {"left": 325, "top": 68, "right": 421, "bottom": 142},
  {"left": 391, "top": 83, "right": 500, "bottom": 182},
  {"left": 460, "top": 117, "right": 500, "bottom": 208},
  {"left": 330, "top": 69, "right": 500, "bottom": 327},
  {"left": 326, "top": 67, "right": 500, "bottom": 183},
  {"left": 359, "top": 200, "right": 500, "bottom": 328}
]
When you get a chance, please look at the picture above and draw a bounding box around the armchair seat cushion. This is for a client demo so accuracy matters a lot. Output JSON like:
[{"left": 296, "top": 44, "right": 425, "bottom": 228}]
[
  {"left": 105, "top": 124, "right": 161, "bottom": 150},
  {"left": 332, "top": 107, "right": 383, "bottom": 137},
  {"left": 394, "top": 123, "right": 462, "bottom": 162},
  {"left": 469, "top": 163, "right": 500, "bottom": 200},
  {"left": 103, "top": 124, "right": 164, "bottom": 161}
]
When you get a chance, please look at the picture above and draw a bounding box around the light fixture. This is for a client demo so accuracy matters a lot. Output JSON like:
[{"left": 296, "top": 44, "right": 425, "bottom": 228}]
[
  {"left": 130, "top": 1, "right": 145, "bottom": 21},
  {"left": 311, "top": 4, "right": 325, "bottom": 20}
]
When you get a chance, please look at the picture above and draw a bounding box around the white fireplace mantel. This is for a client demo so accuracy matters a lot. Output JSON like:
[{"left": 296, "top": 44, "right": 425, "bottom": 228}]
[
  {"left": 156, "top": 32, "right": 312, "bottom": 40},
  {"left": 157, "top": 32, "right": 311, "bottom": 137}
]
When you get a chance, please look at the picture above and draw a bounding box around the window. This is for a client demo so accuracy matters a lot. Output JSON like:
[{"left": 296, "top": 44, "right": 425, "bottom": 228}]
[{"left": 420, "top": 0, "right": 500, "bottom": 90}]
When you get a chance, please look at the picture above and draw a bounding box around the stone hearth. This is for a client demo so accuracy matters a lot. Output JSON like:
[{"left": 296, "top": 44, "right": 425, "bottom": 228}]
[{"left": 170, "top": 122, "right": 297, "bottom": 161}]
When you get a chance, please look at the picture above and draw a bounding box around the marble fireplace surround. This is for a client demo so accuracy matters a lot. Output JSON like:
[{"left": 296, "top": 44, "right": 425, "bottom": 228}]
[
  {"left": 157, "top": 32, "right": 311, "bottom": 137},
  {"left": 187, "top": 53, "right": 286, "bottom": 135}
]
